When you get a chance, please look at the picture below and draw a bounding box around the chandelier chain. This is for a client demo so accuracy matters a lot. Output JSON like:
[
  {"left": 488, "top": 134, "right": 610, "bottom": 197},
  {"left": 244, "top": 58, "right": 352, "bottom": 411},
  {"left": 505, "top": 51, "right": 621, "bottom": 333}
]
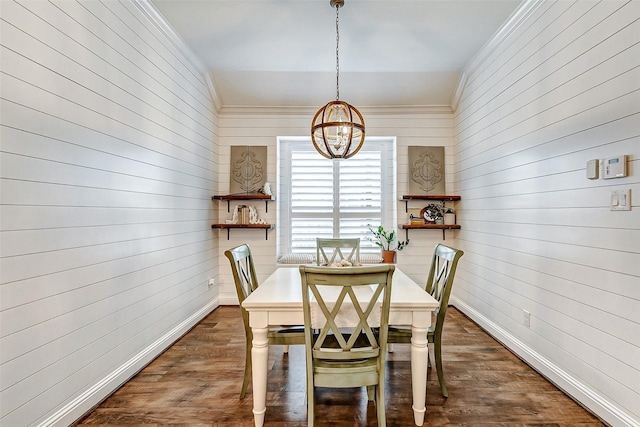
[
  {"left": 310, "top": 0, "right": 365, "bottom": 159},
  {"left": 335, "top": 4, "right": 340, "bottom": 101}
]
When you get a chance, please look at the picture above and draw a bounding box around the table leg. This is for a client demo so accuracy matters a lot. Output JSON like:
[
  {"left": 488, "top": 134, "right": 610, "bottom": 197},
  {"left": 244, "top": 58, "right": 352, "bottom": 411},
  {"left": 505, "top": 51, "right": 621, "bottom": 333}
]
[
  {"left": 411, "top": 324, "right": 429, "bottom": 426},
  {"left": 251, "top": 326, "right": 269, "bottom": 427}
]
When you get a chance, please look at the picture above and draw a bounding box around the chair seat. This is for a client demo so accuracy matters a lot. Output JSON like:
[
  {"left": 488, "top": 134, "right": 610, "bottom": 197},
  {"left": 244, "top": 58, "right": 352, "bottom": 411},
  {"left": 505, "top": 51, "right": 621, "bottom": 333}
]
[
  {"left": 313, "top": 334, "right": 380, "bottom": 385},
  {"left": 314, "top": 358, "right": 380, "bottom": 388},
  {"left": 388, "top": 324, "right": 435, "bottom": 337}
]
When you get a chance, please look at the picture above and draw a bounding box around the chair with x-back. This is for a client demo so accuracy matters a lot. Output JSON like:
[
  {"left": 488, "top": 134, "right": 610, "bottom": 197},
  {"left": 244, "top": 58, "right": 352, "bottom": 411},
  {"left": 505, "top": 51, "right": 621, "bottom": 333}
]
[
  {"left": 299, "top": 264, "right": 395, "bottom": 426},
  {"left": 316, "top": 238, "right": 361, "bottom": 266},
  {"left": 225, "top": 243, "right": 305, "bottom": 399},
  {"left": 387, "top": 243, "right": 463, "bottom": 397}
]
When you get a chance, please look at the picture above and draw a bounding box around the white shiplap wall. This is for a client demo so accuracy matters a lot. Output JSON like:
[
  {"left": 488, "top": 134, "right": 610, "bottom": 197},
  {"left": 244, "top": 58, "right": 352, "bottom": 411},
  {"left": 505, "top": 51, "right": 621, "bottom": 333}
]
[
  {"left": 0, "top": 1, "right": 219, "bottom": 425},
  {"left": 451, "top": 1, "right": 639, "bottom": 426},
  {"left": 216, "top": 108, "right": 457, "bottom": 304}
]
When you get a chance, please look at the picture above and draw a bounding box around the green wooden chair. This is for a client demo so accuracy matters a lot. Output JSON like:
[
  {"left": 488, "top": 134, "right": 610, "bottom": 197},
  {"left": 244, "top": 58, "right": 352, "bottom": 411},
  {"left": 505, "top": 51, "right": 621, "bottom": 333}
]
[
  {"left": 299, "top": 264, "right": 395, "bottom": 426},
  {"left": 387, "top": 243, "right": 464, "bottom": 397},
  {"left": 224, "top": 244, "right": 305, "bottom": 399},
  {"left": 316, "top": 238, "right": 361, "bottom": 266}
]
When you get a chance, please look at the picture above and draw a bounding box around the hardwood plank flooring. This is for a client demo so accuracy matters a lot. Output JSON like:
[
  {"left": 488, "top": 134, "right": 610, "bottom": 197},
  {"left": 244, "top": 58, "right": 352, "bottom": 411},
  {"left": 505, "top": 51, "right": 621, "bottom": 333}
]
[{"left": 77, "top": 306, "right": 605, "bottom": 426}]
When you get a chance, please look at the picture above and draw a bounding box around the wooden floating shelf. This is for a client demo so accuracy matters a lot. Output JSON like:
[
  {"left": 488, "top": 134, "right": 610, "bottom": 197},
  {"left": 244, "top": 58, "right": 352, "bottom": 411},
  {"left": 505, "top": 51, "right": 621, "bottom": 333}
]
[
  {"left": 211, "top": 223, "right": 274, "bottom": 240},
  {"left": 212, "top": 194, "right": 274, "bottom": 212},
  {"left": 400, "top": 195, "right": 460, "bottom": 212},
  {"left": 400, "top": 195, "right": 461, "bottom": 201},
  {"left": 400, "top": 224, "right": 461, "bottom": 230},
  {"left": 399, "top": 223, "right": 461, "bottom": 240},
  {"left": 212, "top": 194, "right": 274, "bottom": 201}
]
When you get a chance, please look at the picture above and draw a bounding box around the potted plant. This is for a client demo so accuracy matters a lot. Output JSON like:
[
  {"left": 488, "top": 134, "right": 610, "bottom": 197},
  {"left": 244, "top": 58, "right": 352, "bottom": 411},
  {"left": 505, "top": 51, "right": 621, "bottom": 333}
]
[{"left": 367, "top": 225, "right": 409, "bottom": 263}]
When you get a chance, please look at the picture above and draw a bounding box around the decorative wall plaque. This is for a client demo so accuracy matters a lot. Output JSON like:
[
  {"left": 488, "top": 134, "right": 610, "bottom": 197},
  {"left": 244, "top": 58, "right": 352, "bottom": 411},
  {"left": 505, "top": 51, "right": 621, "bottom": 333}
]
[
  {"left": 408, "top": 146, "right": 445, "bottom": 194},
  {"left": 229, "top": 146, "right": 267, "bottom": 194}
]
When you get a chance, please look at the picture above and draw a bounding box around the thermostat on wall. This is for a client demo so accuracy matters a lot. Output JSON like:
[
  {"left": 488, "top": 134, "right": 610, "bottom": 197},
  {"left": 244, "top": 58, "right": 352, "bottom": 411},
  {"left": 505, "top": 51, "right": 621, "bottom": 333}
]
[{"left": 603, "top": 155, "right": 627, "bottom": 179}]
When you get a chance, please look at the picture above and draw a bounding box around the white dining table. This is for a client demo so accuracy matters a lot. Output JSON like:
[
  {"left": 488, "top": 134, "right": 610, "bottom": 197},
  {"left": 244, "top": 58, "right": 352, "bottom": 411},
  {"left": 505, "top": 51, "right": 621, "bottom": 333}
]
[{"left": 241, "top": 266, "right": 439, "bottom": 427}]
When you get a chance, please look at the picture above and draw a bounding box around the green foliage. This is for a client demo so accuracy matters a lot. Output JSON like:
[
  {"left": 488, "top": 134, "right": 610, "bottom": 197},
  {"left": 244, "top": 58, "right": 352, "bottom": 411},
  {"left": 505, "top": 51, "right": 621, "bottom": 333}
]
[
  {"left": 367, "top": 225, "right": 409, "bottom": 252},
  {"left": 424, "top": 203, "right": 445, "bottom": 221}
]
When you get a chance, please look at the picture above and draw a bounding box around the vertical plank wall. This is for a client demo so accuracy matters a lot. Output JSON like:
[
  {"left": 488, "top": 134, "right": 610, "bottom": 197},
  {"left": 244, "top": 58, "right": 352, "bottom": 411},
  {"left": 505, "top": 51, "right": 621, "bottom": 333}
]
[
  {"left": 0, "top": 1, "right": 219, "bottom": 425},
  {"left": 216, "top": 108, "right": 456, "bottom": 304},
  {"left": 451, "top": 1, "right": 639, "bottom": 426}
]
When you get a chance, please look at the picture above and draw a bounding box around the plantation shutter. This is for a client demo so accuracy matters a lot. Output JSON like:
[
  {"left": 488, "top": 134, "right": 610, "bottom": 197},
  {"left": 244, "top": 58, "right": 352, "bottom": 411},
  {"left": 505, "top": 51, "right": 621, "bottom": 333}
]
[
  {"left": 278, "top": 137, "right": 395, "bottom": 261},
  {"left": 288, "top": 150, "right": 382, "bottom": 254}
]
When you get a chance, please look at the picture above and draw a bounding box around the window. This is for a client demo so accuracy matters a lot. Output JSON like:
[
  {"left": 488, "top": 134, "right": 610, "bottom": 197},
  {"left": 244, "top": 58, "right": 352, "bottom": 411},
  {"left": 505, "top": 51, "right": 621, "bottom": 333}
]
[{"left": 277, "top": 137, "right": 396, "bottom": 259}]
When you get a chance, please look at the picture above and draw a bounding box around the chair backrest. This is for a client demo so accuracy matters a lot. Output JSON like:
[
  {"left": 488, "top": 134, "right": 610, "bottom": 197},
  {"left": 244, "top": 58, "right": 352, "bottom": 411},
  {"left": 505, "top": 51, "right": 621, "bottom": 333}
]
[
  {"left": 299, "top": 264, "right": 395, "bottom": 361},
  {"left": 316, "top": 238, "right": 361, "bottom": 266},
  {"left": 425, "top": 244, "right": 464, "bottom": 334},
  {"left": 224, "top": 244, "right": 259, "bottom": 331}
]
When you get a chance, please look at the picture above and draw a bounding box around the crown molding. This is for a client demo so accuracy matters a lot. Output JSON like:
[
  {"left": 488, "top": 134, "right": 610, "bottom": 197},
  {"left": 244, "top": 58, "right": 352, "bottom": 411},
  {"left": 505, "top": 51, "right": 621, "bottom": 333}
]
[
  {"left": 451, "top": 0, "right": 545, "bottom": 112},
  {"left": 204, "top": 72, "right": 223, "bottom": 112},
  {"left": 131, "top": 0, "right": 223, "bottom": 112},
  {"left": 362, "top": 105, "right": 453, "bottom": 115},
  {"left": 220, "top": 104, "right": 452, "bottom": 117},
  {"left": 450, "top": 72, "right": 468, "bottom": 113}
]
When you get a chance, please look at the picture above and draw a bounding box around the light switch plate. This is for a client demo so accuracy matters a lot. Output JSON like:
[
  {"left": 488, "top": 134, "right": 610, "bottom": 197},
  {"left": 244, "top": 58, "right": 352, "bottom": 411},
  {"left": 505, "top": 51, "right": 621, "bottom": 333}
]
[{"left": 610, "top": 189, "right": 631, "bottom": 211}]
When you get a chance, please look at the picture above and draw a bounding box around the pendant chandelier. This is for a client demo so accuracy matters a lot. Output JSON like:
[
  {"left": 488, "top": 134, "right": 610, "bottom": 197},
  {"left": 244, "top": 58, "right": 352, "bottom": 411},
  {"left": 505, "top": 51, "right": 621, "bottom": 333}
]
[{"left": 311, "top": 0, "right": 365, "bottom": 160}]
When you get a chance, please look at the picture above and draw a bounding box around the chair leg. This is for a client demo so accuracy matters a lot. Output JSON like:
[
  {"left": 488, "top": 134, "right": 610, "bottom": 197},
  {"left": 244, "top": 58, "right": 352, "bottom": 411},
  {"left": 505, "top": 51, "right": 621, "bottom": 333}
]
[
  {"left": 240, "top": 338, "right": 251, "bottom": 399},
  {"left": 367, "top": 385, "right": 374, "bottom": 401},
  {"left": 283, "top": 344, "right": 290, "bottom": 353},
  {"left": 376, "top": 383, "right": 386, "bottom": 427},
  {"left": 307, "top": 383, "right": 315, "bottom": 427},
  {"left": 434, "top": 335, "right": 448, "bottom": 398}
]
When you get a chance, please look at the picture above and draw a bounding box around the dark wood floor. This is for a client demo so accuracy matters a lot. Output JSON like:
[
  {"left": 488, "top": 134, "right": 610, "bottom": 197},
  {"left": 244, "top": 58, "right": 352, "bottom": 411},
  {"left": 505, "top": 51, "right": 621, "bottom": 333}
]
[{"left": 77, "top": 306, "right": 605, "bottom": 426}]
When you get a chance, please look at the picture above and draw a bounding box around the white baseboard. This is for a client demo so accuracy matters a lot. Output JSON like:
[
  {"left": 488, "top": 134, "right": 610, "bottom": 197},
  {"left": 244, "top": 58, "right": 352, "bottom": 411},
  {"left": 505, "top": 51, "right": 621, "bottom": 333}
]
[
  {"left": 450, "top": 297, "right": 639, "bottom": 427},
  {"left": 39, "top": 298, "right": 219, "bottom": 427}
]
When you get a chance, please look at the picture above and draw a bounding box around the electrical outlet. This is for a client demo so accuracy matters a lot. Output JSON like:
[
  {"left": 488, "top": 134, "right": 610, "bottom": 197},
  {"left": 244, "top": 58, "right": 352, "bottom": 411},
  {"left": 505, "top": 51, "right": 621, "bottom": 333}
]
[
  {"left": 208, "top": 278, "right": 215, "bottom": 288},
  {"left": 522, "top": 310, "right": 531, "bottom": 328}
]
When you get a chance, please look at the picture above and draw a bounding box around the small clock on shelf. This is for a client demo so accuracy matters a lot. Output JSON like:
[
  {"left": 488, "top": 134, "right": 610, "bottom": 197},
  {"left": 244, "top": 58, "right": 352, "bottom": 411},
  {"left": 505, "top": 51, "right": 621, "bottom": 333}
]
[{"left": 420, "top": 203, "right": 444, "bottom": 224}]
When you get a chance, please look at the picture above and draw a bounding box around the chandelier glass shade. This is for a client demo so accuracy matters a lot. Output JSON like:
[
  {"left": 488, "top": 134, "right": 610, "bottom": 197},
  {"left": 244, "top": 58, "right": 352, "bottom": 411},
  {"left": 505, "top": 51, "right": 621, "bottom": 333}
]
[{"left": 311, "top": 0, "right": 365, "bottom": 159}]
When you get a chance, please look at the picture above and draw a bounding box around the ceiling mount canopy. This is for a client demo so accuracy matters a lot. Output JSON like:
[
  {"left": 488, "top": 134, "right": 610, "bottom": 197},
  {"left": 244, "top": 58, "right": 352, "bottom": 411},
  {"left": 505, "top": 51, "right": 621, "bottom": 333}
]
[{"left": 311, "top": 0, "right": 365, "bottom": 160}]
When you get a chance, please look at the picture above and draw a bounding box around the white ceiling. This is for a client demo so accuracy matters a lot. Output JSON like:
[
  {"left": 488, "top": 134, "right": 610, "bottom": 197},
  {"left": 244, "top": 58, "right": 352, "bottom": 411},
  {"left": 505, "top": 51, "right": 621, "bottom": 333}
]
[{"left": 149, "top": 0, "right": 523, "bottom": 109}]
